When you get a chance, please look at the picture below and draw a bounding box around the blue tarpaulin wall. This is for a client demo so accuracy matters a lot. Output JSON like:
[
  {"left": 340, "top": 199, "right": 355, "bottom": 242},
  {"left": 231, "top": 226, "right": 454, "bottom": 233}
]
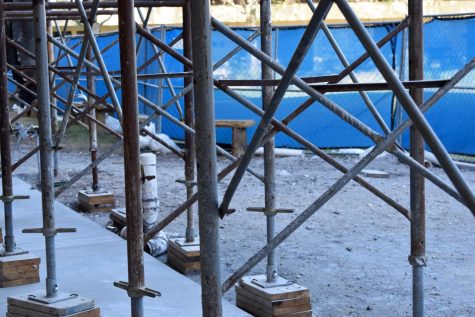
[{"left": 50, "top": 16, "right": 475, "bottom": 154}]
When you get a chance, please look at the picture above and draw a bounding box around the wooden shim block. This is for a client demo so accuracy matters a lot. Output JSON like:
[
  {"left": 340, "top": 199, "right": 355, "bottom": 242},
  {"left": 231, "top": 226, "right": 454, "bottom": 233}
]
[
  {"left": 168, "top": 238, "right": 200, "bottom": 257},
  {"left": 167, "top": 253, "right": 201, "bottom": 275},
  {"left": 78, "top": 196, "right": 115, "bottom": 206},
  {"left": 215, "top": 119, "right": 255, "bottom": 128},
  {"left": 237, "top": 287, "right": 311, "bottom": 316},
  {"left": 239, "top": 275, "right": 309, "bottom": 301},
  {"left": 67, "top": 307, "right": 100, "bottom": 317},
  {"left": 167, "top": 253, "right": 200, "bottom": 275},
  {"left": 166, "top": 255, "right": 186, "bottom": 274},
  {"left": 0, "top": 253, "right": 41, "bottom": 269},
  {"left": 1, "top": 262, "right": 39, "bottom": 275},
  {"left": 0, "top": 276, "right": 40, "bottom": 287},
  {"left": 286, "top": 311, "right": 312, "bottom": 317},
  {"left": 79, "top": 203, "right": 115, "bottom": 212},
  {"left": 78, "top": 191, "right": 115, "bottom": 205},
  {"left": 78, "top": 195, "right": 114, "bottom": 205},
  {"left": 167, "top": 245, "right": 200, "bottom": 263},
  {"left": 109, "top": 208, "right": 126, "bottom": 227},
  {"left": 8, "top": 293, "right": 95, "bottom": 316},
  {"left": 1, "top": 269, "right": 39, "bottom": 282},
  {"left": 236, "top": 285, "right": 311, "bottom": 310},
  {"left": 8, "top": 305, "right": 100, "bottom": 317},
  {"left": 167, "top": 249, "right": 200, "bottom": 264},
  {"left": 236, "top": 297, "right": 272, "bottom": 317},
  {"left": 237, "top": 297, "right": 312, "bottom": 317}
]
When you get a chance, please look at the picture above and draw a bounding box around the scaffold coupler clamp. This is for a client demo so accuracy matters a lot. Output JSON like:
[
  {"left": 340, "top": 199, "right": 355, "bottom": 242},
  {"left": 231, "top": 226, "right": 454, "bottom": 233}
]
[
  {"left": 175, "top": 179, "right": 197, "bottom": 188},
  {"left": 22, "top": 227, "right": 77, "bottom": 236},
  {"left": 408, "top": 255, "right": 428, "bottom": 267},
  {"left": 141, "top": 164, "right": 156, "bottom": 184},
  {"left": 247, "top": 207, "right": 295, "bottom": 217},
  {"left": 113, "top": 281, "right": 161, "bottom": 298},
  {"left": 0, "top": 195, "right": 30, "bottom": 203}
]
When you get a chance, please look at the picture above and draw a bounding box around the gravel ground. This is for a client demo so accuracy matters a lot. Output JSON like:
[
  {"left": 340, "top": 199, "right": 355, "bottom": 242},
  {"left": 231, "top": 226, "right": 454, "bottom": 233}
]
[{"left": 12, "top": 137, "right": 475, "bottom": 317}]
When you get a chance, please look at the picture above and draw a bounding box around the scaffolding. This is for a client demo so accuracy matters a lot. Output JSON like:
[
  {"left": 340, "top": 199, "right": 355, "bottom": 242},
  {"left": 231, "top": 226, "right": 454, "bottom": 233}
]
[{"left": 0, "top": 0, "right": 474, "bottom": 316}]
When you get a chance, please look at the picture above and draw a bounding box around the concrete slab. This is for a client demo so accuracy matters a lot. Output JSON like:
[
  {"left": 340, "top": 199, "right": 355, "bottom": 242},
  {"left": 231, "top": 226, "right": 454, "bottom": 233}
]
[{"left": 0, "top": 177, "right": 249, "bottom": 316}]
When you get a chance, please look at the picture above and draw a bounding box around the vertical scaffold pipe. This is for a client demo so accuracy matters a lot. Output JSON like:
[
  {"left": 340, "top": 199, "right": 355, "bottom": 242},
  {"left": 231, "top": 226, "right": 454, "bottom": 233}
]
[
  {"left": 117, "top": 0, "right": 145, "bottom": 315},
  {"left": 87, "top": 45, "right": 99, "bottom": 192},
  {"left": 190, "top": 0, "right": 223, "bottom": 315},
  {"left": 408, "top": 1, "right": 426, "bottom": 317},
  {"left": 47, "top": 21, "right": 59, "bottom": 177},
  {"left": 260, "top": 0, "right": 277, "bottom": 283},
  {"left": 0, "top": 0, "right": 15, "bottom": 253},
  {"left": 183, "top": 2, "right": 196, "bottom": 242},
  {"left": 33, "top": 0, "right": 58, "bottom": 298}
]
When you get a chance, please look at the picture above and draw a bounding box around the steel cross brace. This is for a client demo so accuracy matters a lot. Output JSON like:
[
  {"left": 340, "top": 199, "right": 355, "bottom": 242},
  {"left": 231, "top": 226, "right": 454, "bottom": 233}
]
[
  {"left": 306, "top": 0, "right": 391, "bottom": 136},
  {"left": 143, "top": 62, "right": 470, "bottom": 251},
  {"left": 53, "top": 90, "right": 189, "bottom": 196},
  {"left": 335, "top": 0, "right": 475, "bottom": 216},
  {"left": 54, "top": 0, "right": 101, "bottom": 148},
  {"left": 215, "top": 71, "right": 468, "bottom": 213},
  {"left": 211, "top": 11, "right": 475, "bottom": 217},
  {"left": 221, "top": 56, "right": 475, "bottom": 293},
  {"left": 47, "top": 31, "right": 264, "bottom": 184},
  {"left": 139, "top": 14, "right": 426, "bottom": 237},
  {"left": 5, "top": 66, "right": 117, "bottom": 156}
]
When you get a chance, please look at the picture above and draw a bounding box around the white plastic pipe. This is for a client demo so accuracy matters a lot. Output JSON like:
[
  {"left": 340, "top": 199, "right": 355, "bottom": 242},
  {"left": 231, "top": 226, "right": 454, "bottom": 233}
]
[{"left": 141, "top": 153, "right": 159, "bottom": 232}]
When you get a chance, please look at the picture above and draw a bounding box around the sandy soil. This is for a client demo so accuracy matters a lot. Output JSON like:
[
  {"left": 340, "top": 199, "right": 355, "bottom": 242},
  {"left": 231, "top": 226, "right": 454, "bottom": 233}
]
[{"left": 13, "top": 138, "right": 475, "bottom": 317}]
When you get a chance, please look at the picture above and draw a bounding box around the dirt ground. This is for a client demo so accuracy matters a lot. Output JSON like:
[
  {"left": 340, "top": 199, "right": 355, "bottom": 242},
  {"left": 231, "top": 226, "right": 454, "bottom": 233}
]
[{"left": 13, "top": 135, "right": 475, "bottom": 317}]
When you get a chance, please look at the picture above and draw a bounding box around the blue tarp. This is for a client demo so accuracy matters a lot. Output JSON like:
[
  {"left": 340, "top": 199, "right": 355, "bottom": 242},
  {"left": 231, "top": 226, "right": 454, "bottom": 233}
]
[{"left": 50, "top": 16, "right": 475, "bottom": 154}]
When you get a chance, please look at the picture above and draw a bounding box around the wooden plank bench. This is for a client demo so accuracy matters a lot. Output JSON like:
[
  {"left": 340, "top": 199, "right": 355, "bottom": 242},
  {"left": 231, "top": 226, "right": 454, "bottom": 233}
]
[{"left": 215, "top": 119, "right": 255, "bottom": 157}]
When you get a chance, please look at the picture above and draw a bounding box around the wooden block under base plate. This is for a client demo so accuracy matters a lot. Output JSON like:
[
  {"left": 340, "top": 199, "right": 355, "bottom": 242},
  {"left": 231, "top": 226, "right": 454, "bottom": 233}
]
[
  {"left": 109, "top": 208, "right": 126, "bottom": 227},
  {"left": 7, "top": 305, "right": 101, "bottom": 317},
  {"left": 0, "top": 253, "right": 40, "bottom": 288},
  {"left": 7, "top": 291, "right": 99, "bottom": 316},
  {"left": 167, "top": 238, "right": 200, "bottom": 275},
  {"left": 78, "top": 190, "right": 115, "bottom": 212},
  {"left": 236, "top": 275, "right": 312, "bottom": 317}
]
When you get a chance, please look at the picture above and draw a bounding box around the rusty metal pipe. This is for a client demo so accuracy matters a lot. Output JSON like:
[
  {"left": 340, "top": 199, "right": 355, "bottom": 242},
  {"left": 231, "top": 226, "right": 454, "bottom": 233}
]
[{"left": 118, "top": 0, "right": 145, "bottom": 314}]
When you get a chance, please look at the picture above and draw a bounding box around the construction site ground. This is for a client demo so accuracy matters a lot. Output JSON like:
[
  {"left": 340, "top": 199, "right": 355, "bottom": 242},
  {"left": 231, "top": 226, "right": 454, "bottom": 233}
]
[
  {"left": 0, "top": 177, "right": 248, "bottom": 316},
  {"left": 12, "top": 129, "right": 475, "bottom": 317}
]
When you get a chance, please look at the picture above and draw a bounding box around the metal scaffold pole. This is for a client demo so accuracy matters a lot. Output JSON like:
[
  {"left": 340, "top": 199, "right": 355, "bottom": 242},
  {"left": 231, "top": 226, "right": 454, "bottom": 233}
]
[
  {"left": 0, "top": 0, "right": 15, "bottom": 254},
  {"left": 117, "top": 0, "right": 145, "bottom": 315},
  {"left": 260, "top": 0, "right": 277, "bottom": 283},
  {"left": 87, "top": 44, "right": 99, "bottom": 192},
  {"left": 408, "top": 1, "right": 426, "bottom": 316},
  {"left": 183, "top": 1, "right": 196, "bottom": 243},
  {"left": 190, "top": 0, "right": 223, "bottom": 315},
  {"left": 33, "top": 0, "right": 58, "bottom": 297}
]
